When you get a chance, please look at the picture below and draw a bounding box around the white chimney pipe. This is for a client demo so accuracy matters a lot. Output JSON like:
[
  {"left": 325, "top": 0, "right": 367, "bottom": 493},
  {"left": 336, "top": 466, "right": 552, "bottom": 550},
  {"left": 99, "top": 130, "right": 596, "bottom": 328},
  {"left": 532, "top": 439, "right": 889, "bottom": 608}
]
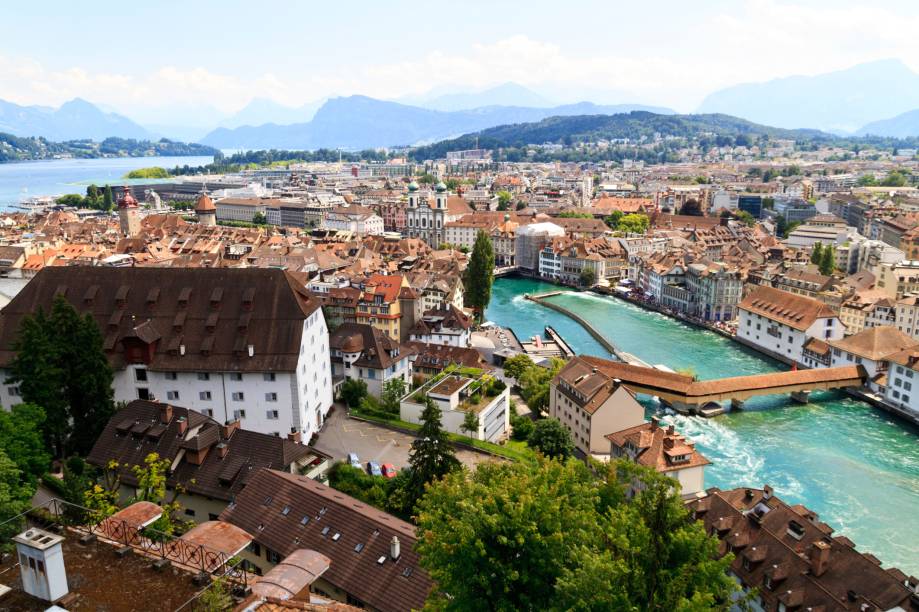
[
  {"left": 247, "top": 344, "right": 254, "bottom": 357},
  {"left": 390, "top": 535, "right": 400, "bottom": 560},
  {"left": 179, "top": 344, "right": 185, "bottom": 356}
]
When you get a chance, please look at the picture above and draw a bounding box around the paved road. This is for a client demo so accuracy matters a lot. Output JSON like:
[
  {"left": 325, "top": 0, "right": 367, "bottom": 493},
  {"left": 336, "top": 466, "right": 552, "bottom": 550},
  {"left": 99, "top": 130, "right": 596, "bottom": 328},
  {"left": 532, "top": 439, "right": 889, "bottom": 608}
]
[{"left": 313, "top": 405, "right": 496, "bottom": 472}]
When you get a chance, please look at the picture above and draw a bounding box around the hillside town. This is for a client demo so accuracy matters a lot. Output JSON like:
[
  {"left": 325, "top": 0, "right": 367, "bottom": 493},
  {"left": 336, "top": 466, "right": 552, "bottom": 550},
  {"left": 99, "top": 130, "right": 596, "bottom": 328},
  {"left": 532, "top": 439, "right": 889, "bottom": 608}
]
[{"left": 0, "top": 145, "right": 918, "bottom": 610}]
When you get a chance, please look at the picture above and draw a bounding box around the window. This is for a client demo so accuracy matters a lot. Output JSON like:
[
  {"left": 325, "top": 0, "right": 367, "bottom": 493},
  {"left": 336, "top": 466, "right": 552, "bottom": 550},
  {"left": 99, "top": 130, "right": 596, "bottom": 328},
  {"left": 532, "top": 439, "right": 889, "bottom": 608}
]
[
  {"left": 903, "top": 395, "right": 911, "bottom": 403},
  {"left": 232, "top": 392, "right": 245, "bottom": 401},
  {"left": 368, "top": 369, "right": 376, "bottom": 379},
  {"left": 166, "top": 391, "right": 180, "bottom": 401},
  {"left": 202, "top": 409, "right": 213, "bottom": 417},
  {"left": 248, "top": 542, "right": 261, "bottom": 556},
  {"left": 135, "top": 368, "right": 148, "bottom": 382},
  {"left": 233, "top": 409, "right": 247, "bottom": 419},
  {"left": 199, "top": 391, "right": 212, "bottom": 401},
  {"left": 229, "top": 373, "right": 243, "bottom": 381},
  {"left": 265, "top": 392, "right": 278, "bottom": 402},
  {"left": 137, "top": 388, "right": 150, "bottom": 400},
  {"left": 905, "top": 382, "right": 912, "bottom": 392},
  {"left": 267, "top": 410, "right": 279, "bottom": 420},
  {"left": 184, "top": 508, "right": 196, "bottom": 517},
  {"left": 263, "top": 373, "right": 276, "bottom": 382},
  {"left": 8, "top": 386, "right": 20, "bottom": 397},
  {"left": 266, "top": 549, "right": 282, "bottom": 564},
  {"left": 197, "top": 372, "right": 210, "bottom": 381},
  {"left": 165, "top": 372, "right": 178, "bottom": 381}
]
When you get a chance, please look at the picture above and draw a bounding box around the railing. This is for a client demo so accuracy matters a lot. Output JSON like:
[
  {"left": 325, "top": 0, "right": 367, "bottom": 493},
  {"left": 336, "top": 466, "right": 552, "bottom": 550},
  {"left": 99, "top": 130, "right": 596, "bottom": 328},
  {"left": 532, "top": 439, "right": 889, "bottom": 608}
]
[{"left": 4, "top": 498, "right": 248, "bottom": 588}]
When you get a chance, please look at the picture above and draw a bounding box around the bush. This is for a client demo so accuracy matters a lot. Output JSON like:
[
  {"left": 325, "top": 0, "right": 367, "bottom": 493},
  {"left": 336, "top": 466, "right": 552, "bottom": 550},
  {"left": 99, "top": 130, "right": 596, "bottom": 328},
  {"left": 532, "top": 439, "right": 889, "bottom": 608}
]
[
  {"left": 527, "top": 418, "right": 574, "bottom": 459},
  {"left": 510, "top": 414, "right": 534, "bottom": 441},
  {"left": 340, "top": 379, "right": 368, "bottom": 408}
]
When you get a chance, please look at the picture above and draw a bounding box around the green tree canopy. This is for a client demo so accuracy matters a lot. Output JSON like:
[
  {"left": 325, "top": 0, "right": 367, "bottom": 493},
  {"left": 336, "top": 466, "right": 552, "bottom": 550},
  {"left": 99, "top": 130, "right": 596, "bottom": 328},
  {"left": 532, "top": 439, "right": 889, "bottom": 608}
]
[
  {"left": 0, "top": 403, "right": 50, "bottom": 485},
  {"left": 496, "top": 190, "right": 513, "bottom": 211},
  {"left": 810, "top": 242, "right": 823, "bottom": 265},
  {"left": 579, "top": 267, "right": 597, "bottom": 287},
  {"left": 617, "top": 213, "right": 650, "bottom": 234},
  {"left": 103, "top": 185, "right": 114, "bottom": 211},
  {"left": 502, "top": 354, "right": 535, "bottom": 380},
  {"left": 527, "top": 418, "right": 575, "bottom": 459},
  {"left": 0, "top": 449, "right": 33, "bottom": 551},
  {"left": 819, "top": 244, "right": 836, "bottom": 275},
  {"left": 340, "top": 378, "right": 368, "bottom": 408},
  {"left": 518, "top": 357, "right": 565, "bottom": 412},
  {"left": 404, "top": 396, "right": 460, "bottom": 512},
  {"left": 464, "top": 230, "right": 495, "bottom": 321},
  {"left": 5, "top": 295, "right": 115, "bottom": 456}
]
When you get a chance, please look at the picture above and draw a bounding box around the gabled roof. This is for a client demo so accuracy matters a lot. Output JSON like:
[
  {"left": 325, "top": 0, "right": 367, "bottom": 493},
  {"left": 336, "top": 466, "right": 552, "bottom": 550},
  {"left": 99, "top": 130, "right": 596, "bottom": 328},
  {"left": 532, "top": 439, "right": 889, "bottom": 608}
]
[
  {"left": 828, "top": 326, "right": 919, "bottom": 361},
  {"left": 606, "top": 420, "right": 710, "bottom": 473},
  {"left": 219, "top": 469, "right": 430, "bottom": 612},
  {"left": 0, "top": 266, "right": 321, "bottom": 372},
  {"left": 738, "top": 285, "right": 837, "bottom": 331}
]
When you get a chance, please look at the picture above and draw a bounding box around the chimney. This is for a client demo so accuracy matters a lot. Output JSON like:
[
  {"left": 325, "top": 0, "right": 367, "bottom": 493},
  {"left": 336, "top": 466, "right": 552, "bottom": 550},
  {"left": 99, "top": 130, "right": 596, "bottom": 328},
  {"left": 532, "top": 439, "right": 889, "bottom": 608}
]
[
  {"left": 247, "top": 344, "right": 255, "bottom": 357},
  {"left": 176, "top": 416, "right": 187, "bottom": 436},
  {"left": 763, "top": 485, "right": 773, "bottom": 500},
  {"left": 663, "top": 437, "right": 674, "bottom": 450},
  {"left": 179, "top": 344, "right": 186, "bottom": 356},
  {"left": 666, "top": 424, "right": 675, "bottom": 435},
  {"left": 390, "top": 536, "right": 401, "bottom": 561},
  {"left": 650, "top": 416, "right": 659, "bottom": 430},
  {"left": 809, "top": 540, "right": 831, "bottom": 577},
  {"left": 591, "top": 367, "right": 598, "bottom": 374},
  {"left": 217, "top": 442, "right": 229, "bottom": 459},
  {"left": 160, "top": 403, "right": 173, "bottom": 424},
  {"left": 223, "top": 419, "right": 240, "bottom": 439},
  {"left": 287, "top": 428, "right": 302, "bottom": 443}
]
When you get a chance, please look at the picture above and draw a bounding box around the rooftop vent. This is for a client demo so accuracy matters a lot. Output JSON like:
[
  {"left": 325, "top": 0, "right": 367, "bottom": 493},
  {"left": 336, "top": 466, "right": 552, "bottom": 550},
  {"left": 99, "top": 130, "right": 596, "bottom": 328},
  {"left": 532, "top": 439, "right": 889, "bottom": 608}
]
[{"left": 390, "top": 535, "right": 401, "bottom": 560}]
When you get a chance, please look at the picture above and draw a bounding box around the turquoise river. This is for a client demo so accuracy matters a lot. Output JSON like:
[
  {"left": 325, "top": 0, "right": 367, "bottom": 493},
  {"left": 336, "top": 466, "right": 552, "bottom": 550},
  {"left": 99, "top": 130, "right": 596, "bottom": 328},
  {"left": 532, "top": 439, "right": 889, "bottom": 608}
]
[{"left": 486, "top": 277, "right": 919, "bottom": 575}]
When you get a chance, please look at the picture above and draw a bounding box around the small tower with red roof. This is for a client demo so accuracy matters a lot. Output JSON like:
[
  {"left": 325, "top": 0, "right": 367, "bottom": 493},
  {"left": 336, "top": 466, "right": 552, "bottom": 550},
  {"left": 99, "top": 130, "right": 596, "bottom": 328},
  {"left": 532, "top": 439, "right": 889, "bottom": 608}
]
[
  {"left": 195, "top": 190, "right": 217, "bottom": 227},
  {"left": 117, "top": 186, "right": 141, "bottom": 237}
]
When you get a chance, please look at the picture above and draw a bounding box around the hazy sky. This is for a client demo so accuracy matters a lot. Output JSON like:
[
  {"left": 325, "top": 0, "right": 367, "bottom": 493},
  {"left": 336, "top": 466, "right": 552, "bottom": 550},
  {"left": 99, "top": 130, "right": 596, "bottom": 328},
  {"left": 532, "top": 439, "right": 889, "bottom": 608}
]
[{"left": 4, "top": 0, "right": 919, "bottom": 122}]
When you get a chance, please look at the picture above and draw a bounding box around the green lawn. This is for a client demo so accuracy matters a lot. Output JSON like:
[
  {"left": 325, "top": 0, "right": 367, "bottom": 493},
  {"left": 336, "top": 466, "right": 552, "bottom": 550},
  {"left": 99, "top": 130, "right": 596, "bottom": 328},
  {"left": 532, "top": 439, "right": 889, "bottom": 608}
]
[{"left": 350, "top": 408, "right": 536, "bottom": 464}]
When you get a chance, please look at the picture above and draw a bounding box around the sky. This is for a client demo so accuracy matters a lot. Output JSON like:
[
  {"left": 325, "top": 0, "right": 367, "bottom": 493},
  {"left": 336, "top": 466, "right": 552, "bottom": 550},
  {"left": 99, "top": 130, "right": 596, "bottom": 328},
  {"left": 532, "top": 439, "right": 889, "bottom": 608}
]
[{"left": 3, "top": 0, "right": 919, "bottom": 125}]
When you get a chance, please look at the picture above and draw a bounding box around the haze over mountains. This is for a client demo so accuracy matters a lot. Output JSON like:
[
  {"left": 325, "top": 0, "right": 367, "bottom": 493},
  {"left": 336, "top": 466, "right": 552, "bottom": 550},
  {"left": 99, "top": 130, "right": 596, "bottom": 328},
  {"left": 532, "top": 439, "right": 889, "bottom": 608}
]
[{"left": 4, "top": 61, "right": 919, "bottom": 149}]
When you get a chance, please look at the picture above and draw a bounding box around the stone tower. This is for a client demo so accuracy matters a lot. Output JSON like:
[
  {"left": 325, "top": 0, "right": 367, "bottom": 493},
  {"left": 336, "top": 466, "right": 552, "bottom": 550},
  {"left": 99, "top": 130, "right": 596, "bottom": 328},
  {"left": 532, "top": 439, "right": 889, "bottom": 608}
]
[
  {"left": 195, "top": 190, "right": 217, "bottom": 227},
  {"left": 117, "top": 186, "right": 141, "bottom": 237}
]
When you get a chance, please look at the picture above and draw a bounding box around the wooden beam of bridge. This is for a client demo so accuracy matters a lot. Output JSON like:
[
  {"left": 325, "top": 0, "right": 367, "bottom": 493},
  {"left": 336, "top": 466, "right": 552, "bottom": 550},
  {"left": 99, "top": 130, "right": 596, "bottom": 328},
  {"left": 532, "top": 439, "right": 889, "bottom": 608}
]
[{"left": 574, "top": 356, "right": 867, "bottom": 406}]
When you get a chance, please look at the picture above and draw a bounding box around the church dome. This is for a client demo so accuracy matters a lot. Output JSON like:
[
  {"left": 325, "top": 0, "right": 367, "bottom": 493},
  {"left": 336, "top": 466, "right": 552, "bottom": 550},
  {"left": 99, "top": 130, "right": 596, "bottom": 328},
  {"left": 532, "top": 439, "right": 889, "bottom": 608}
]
[
  {"left": 407, "top": 180, "right": 420, "bottom": 192},
  {"left": 435, "top": 181, "right": 447, "bottom": 193}
]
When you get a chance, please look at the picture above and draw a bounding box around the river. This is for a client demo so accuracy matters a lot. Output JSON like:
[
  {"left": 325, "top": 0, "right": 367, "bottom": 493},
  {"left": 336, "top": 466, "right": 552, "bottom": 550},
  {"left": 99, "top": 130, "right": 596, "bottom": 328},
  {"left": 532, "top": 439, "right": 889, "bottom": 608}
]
[
  {"left": 0, "top": 155, "right": 214, "bottom": 209},
  {"left": 486, "top": 276, "right": 919, "bottom": 575}
]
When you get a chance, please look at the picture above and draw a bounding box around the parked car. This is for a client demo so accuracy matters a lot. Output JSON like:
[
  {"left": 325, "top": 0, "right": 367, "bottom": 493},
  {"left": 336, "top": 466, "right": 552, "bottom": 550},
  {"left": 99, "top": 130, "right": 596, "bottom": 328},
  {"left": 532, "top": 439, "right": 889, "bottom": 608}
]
[
  {"left": 367, "top": 461, "right": 382, "bottom": 477},
  {"left": 348, "top": 453, "right": 360, "bottom": 469},
  {"left": 381, "top": 463, "right": 397, "bottom": 479}
]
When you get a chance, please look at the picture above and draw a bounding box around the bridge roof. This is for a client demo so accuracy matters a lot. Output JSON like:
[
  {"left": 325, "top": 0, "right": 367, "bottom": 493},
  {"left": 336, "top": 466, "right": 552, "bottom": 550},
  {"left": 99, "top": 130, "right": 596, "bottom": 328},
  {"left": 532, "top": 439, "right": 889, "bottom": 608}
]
[{"left": 684, "top": 365, "right": 866, "bottom": 399}]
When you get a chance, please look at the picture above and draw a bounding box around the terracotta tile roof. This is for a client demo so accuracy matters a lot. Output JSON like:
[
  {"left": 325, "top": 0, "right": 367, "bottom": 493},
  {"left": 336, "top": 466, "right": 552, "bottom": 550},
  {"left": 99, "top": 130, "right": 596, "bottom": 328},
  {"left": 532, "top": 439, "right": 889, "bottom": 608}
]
[
  {"left": 738, "top": 285, "right": 838, "bottom": 331},
  {"left": 827, "top": 326, "right": 919, "bottom": 361},
  {"left": 219, "top": 469, "right": 430, "bottom": 612},
  {"left": 328, "top": 323, "right": 411, "bottom": 370},
  {"left": 688, "top": 487, "right": 919, "bottom": 611},
  {"left": 606, "top": 420, "right": 710, "bottom": 473}
]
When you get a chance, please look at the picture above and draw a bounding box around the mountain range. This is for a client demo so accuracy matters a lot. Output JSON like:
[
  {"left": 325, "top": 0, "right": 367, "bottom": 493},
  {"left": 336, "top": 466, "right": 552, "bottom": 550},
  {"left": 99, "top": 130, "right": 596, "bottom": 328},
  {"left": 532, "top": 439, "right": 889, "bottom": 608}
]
[
  {"left": 0, "top": 98, "right": 153, "bottom": 141},
  {"left": 197, "top": 96, "right": 676, "bottom": 149},
  {"left": 698, "top": 59, "right": 919, "bottom": 135}
]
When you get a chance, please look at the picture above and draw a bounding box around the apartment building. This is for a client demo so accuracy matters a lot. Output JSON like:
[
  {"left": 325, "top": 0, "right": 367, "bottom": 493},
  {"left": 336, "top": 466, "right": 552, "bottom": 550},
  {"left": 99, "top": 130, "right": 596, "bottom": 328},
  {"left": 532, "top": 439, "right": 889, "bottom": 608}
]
[
  {"left": 549, "top": 355, "right": 646, "bottom": 456},
  {"left": 328, "top": 323, "right": 412, "bottom": 397}
]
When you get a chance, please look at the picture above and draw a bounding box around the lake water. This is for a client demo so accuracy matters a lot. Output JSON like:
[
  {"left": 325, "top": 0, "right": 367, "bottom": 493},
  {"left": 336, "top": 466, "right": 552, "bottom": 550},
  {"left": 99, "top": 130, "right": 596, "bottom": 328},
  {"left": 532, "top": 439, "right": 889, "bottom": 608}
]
[
  {"left": 0, "top": 156, "right": 213, "bottom": 209},
  {"left": 487, "top": 277, "right": 919, "bottom": 575}
]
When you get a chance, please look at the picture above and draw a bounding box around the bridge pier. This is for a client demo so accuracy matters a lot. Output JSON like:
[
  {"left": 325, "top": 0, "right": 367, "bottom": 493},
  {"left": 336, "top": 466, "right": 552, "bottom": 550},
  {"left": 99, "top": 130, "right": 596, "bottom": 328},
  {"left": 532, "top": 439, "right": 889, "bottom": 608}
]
[
  {"left": 790, "top": 390, "right": 811, "bottom": 404},
  {"left": 669, "top": 401, "right": 695, "bottom": 415},
  {"left": 731, "top": 398, "right": 746, "bottom": 411}
]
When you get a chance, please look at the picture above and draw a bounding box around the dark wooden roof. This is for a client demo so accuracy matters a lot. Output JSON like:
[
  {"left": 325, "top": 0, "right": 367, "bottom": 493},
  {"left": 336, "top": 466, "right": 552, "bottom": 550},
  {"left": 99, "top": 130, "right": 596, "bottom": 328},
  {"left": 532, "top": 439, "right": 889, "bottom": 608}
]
[
  {"left": 219, "top": 469, "right": 430, "bottom": 612},
  {"left": 0, "top": 266, "right": 322, "bottom": 372},
  {"left": 86, "top": 401, "right": 325, "bottom": 502}
]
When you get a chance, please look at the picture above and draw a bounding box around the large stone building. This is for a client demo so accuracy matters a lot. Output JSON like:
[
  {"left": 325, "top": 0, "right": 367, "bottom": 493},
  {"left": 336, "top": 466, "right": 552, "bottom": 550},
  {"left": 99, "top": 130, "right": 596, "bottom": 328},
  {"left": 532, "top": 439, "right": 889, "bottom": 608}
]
[{"left": 0, "top": 267, "right": 334, "bottom": 440}]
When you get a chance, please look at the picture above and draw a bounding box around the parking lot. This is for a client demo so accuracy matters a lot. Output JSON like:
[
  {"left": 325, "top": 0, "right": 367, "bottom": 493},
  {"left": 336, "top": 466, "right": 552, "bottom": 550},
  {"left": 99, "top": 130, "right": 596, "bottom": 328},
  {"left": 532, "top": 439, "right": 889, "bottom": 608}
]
[{"left": 313, "top": 405, "right": 497, "bottom": 472}]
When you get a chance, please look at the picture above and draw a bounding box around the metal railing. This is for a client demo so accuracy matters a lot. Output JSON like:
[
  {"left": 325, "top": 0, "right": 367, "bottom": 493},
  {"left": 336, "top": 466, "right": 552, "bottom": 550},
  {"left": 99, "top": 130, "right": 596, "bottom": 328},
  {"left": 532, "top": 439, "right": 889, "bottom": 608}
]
[{"left": 2, "top": 497, "right": 248, "bottom": 589}]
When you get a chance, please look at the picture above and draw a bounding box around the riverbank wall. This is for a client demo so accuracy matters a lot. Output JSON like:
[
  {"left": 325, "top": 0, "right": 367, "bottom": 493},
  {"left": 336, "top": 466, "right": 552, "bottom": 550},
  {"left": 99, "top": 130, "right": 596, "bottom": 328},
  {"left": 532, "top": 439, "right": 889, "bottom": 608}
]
[{"left": 591, "top": 286, "right": 735, "bottom": 340}]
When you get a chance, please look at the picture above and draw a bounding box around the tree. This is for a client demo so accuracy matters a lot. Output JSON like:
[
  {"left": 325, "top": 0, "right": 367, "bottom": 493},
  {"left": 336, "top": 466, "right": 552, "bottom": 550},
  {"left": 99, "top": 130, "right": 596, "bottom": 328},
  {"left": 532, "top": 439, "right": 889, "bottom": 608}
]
[
  {"left": 340, "top": 378, "right": 368, "bottom": 408},
  {"left": 416, "top": 459, "right": 602, "bottom": 611},
  {"left": 252, "top": 212, "right": 267, "bottom": 225},
  {"left": 195, "top": 576, "right": 233, "bottom": 612},
  {"left": 819, "top": 244, "right": 836, "bottom": 275},
  {"left": 775, "top": 215, "right": 787, "bottom": 237},
  {"left": 810, "top": 242, "right": 823, "bottom": 265},
  {"left": 579, "top": 267, "right": 597, "bottom": 287},
  {"left": 518, "top": 357, "right": 565, "bottom": 412},
  {"left": 460, "top": 410, "right": 479, "bottom": 436},
  {"left": 603, "top": 210, "right": 624, "bottom": 230},
  {"left": 496, "top": 190, "right": 513, "bottom": 211},
  {"left": 0, "top": 449, "right": 33, "bottom": 552},
  {"left": 0, "top": 403, "right": 50, "bottom": 485},
  {"left": 404, "top": 397, "right": 460, "bottom": 511},
  {"left": 380, "top": 378, "right": 407, "bottom": 416},
  {"left": 6, "top": 296, "right": 115, "bottom": 457},
  {"left": 736, "top": 210, "right": 755, "bottom": 227},
  {"left": 103, "top": 184, "right": 114, "bottom": 211},
  {"left": 881, "top": 170, "right": 908, "bottom": 187},
  {"left": 617, "top": 213, "right": 649, "bottom": 234},
  {"left": 55, "top": 193, "right": 85, "bottom": 207},
  {"left": 527, "top": 418, "right": 574, "bottom": 460},
  {"left": 502, "top": 354, "right": 534, "bottom": 381},
  {"left": 464, "top": 230, "right": 495, "bottom": 322}
]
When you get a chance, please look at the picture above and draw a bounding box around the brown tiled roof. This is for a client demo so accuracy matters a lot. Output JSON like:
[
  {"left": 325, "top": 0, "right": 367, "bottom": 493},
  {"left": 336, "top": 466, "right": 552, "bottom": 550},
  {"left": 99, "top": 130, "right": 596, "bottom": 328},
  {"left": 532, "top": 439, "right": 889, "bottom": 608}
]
[
  {"left": 606, "top": 420, "right": 710, "bottom": 473},
  {"left": 688, "top": 487, "right": 918, "bottom": 612},
  {"left": 405, "top": 341, "right": 491, "bottom": 371},
  {"left": 87, "top": 401, "right": 324, "bottom": 502},
  {"left": 738, "top": 285, "right": 837, "bottom": 331},
  {"left": 328, "top": 323, "right": 410, "bottom": 370},
  {"left": 0, "top": 266, "right": 321, "bottom": 372},
  {"left": 828, "top": 326, "right": 919, "bottom": 361},
  {"left": 219, "top": 469, "right": 430, "bottom": 612}
]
